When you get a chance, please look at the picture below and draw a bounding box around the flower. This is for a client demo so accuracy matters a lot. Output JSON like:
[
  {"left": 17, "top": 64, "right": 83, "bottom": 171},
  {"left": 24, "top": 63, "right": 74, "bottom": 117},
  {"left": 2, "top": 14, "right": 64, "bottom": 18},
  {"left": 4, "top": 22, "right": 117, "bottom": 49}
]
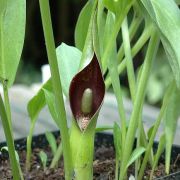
[{"left": 69, "top": 54, "right": 105, "bottom": 131}]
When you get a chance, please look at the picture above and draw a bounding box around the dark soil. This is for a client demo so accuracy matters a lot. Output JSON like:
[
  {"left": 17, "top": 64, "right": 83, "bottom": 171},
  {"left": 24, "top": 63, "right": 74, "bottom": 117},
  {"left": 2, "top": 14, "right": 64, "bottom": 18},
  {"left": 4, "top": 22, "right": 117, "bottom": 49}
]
[{"left": 0, "top": 133, "right": 180, "bottom": 180}]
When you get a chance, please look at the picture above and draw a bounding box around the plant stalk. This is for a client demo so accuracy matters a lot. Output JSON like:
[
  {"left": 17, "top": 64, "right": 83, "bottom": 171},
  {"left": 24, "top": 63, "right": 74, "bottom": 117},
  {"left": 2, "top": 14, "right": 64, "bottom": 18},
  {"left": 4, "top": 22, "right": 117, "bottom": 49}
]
[
  {"left": 70, "top": 117, "right": 97, "bottom": 180},
  {"left": 121, "top": 17, "right": 136, "bottom": 100},
  {"left": 105, "top": 25, "right": 153, "bottom": 89},
  {"left": 138, "top": 84, "right": 175, "bottom": 180},
  {"left": 3, "top": 82, "right": 12, "bottom": 130},
  {"left": 0, "top": 94, "right": 21, "bottom": 180},
  {"left": 119, "top": 31, "right": 159, "bottom": 179},
  {"left": 39, "top": 0, "right": 73, "bottom": 179},
  {"left": 26, "top": 120, "right": 36, "bottom": 171},
  {"left": 117, "top": 14, "right": 143, "bottom": 64}
]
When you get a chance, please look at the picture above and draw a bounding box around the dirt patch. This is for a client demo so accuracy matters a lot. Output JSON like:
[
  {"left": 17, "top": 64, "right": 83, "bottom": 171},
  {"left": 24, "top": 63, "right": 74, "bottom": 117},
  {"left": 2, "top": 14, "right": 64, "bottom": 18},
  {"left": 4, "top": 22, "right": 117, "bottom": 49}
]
[{"left": 0, "top": 133, "right": 179, "bottom": 179}]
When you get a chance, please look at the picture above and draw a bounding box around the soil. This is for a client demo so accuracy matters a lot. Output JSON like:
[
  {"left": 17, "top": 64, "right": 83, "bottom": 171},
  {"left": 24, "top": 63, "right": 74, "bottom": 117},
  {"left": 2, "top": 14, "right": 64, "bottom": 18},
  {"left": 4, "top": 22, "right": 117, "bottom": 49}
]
[{"left": 0, "top": 133, "right": 180, "bottom": 180}]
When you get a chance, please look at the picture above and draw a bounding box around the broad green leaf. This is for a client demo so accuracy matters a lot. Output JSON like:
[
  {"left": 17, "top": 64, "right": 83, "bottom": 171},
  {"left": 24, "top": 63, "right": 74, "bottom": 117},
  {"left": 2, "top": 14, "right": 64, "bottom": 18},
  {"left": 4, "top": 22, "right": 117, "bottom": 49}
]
[
  {"left": 164, "top": 82, "right": 180, "bottom": 174},
  {"left": 45, "top": 132, "right": 57, "bottom": 156},
  {"left": 43, "top": 88, "right": 59, "bottom": 127},
  {"left": 56, "top": 43, "right": 81, "bottom": 97},
  {"left": 1, "top": 146, "right": 19, "bottom": 162},
  {"left": 39, "top": 151, "right": 47, "bottom": 171},
  {"left": 126, "top": 147, "right": 146, "bottom": 168},
  {"left": 27, "top": 79, "right": 52, "bottom": 122},
  {"left": 141, "top": 0, "right": 180, "bottom": 88},
  {"left": 75, "top": 1, "right": 93, "bottom": 51},
  {"left": 113, "top": 123, "right": 122, "bottom": 160},
  {"left": 0, "top": 0, "right": 26, "bottom": 87}
]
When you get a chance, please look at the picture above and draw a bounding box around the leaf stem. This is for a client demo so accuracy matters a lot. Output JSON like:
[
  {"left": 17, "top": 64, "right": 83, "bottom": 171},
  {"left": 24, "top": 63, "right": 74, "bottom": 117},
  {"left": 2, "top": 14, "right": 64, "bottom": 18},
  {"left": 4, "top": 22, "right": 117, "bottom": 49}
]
[
  {"left": 39, "top": 1, "right": 73, "bottom": 179},
  {"left": 119, "top": 30, "right": 159, "bottom": 179},
  {"left": 26, "top": 120, "right": 35, "bottom": 171},
  {"left": 102, "top": 13, "right": 125, "bottom": 72},
  {"left": 50, "top": 143, "right": 63, "bottom": 169},
  {"left": 0, "top": 94, "right": 20, "bottom": 180},
  {"left": 3, "top": 82, "right": 12, "bottom": 130},
  {"left": 105, "top": 25, "right": 153, "bottom": 89},
  {"left": 138, "top": 84, "right": 175, "bottom": 180},
  {"left": 117, "top": 14, "right": 143, "bottom": 64},
  {"left": 121, "top": 17, "right": 136, "bottom": 101},
  {"left": 106, "top": 15, "right": 127, "bottom": 152}
]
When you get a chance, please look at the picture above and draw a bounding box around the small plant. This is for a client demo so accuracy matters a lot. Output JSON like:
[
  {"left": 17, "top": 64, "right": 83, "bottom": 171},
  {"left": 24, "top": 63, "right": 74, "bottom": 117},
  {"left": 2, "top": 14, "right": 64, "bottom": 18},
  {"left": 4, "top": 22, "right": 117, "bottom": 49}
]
[
  {"left": 39, "top": 151, "right": 48, "bottom": 172},
  {"left": 0, "top": 0, "right": 180, "bottom": 180}
]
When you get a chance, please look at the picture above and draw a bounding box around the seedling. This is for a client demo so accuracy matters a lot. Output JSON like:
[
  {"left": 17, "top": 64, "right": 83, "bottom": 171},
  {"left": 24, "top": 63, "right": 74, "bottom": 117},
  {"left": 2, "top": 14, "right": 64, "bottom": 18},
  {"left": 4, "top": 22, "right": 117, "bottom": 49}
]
[{"left": 39, "top": 151, "right": 48, "bottom": 172}]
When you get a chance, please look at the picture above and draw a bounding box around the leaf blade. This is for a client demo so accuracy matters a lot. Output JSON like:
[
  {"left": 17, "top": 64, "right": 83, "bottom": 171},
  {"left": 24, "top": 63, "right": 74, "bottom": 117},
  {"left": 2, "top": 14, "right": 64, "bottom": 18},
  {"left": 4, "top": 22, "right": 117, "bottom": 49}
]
[{"left": 0, "top": 0, "right": 26, "bottom": 87}]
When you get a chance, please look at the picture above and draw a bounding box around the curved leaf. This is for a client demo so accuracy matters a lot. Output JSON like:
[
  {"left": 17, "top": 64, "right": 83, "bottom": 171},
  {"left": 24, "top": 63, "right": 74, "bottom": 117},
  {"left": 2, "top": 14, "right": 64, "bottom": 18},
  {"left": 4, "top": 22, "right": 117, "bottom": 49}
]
[
  {"left": 27, "top": 79, "right": 52, "bottom": 122},
  {"left": 56, "top": 43, "right": 82, "bottom": 97},
  {"left": 45, "top": 132, "right": 57, "bottom": 156},
  {"left": 0, "top": 0, "right": 26, "bottom": 87},
  {"left": 69, "top": 54, "right": 105, "bottom": 131},
  {"left": 141, "top": 0, "right": 180, "bottom": 88},
  {"left": 164, "top": 82, "right": 180, "bottom": 174},
  {"left": 113, "top": 122, "right": 122, "bottom": 160},
  {"left": 126, "top": 147, "right": 146, "bottom": 168},
  {"left": 75, "top": 1, "right": 93, "bottom": 51}
]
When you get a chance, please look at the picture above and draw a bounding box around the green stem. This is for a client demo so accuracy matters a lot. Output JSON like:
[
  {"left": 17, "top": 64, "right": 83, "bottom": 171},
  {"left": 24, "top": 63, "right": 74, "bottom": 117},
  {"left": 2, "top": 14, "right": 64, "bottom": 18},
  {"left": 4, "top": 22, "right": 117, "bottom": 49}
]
[
  {"left": 39, "top": 1, "right": 73, "bottom": 179},
  {"left": 117, "top": 15, "right": 143, "bottom": 64},
  {"left": 138, "top": 84, "right": 175, "bottom": 180},
  {"left": 3, "top": 83, "right": 12, "bottom": 130},
  {"left": 107, "top": 19, "right": 127, "bottom": 153},
  {"left": 121, "top": 17, "right": 136, "bottom": 101},
  {"left": 70, "top": 117, "right": 97, "bottom": 180},
  {"left": 119, "top": 31, "right": 159, "bottom": 179},
  {"left": 105, "top": 25, "right": 153, "bottom": 89},
  {"left": 50, "top": 143, "right": 63, "bottom": 169},
  {"left": 0, "top": 95, "right": 21, "bottom": 180},
  {"left": 26, "top": 120, "right": 35, "bottom": 171},
  {"left": 115, "top": 156, "right": 119, "bottom": 180},
  {"left": 102, "top": 11, "right": 130, "bottom": 73}
]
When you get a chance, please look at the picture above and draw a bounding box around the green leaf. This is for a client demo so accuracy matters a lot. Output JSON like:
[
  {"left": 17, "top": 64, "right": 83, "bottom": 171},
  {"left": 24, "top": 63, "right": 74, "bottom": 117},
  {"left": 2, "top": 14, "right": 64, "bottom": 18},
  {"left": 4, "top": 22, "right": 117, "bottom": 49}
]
[
  {"left": 39, "top": 151, "right": 47, "bottom": 171},
  {"left": 164, "top": 82, "right": 180, "bottom": 174},
  {"left": 56, "top": 43, "right": 82, "bottom": 97},
  {"left": 0, "top": 1, "right": 6, "bottom": 16},
  {"left": 43, "top": 88, "right": 59, "bottom": 127},
  {"left": 1, "top": 146, "right": 19, "bottom": 162},
  {"left": 102, "top": 11, "right": 116, "bottom": 72},
  {"left": 75, "top": 1, "right": 93, "bottom": 51},
  {"left": 45, "top": 132, "right": 57, "bottom": 156},
  {"left": 27, "top": 79, "right": 52, "bottom": 122},
  {"left": 97, "top": 0, "right": 106, "bottom": 58},
  {"left": 113, "top": 123, "right": 122, "bottom": 160},
  {"left": 0, "top": 0, "right": 26, "bottom": 87},
  {"left": 141, "top": 0, "right": 180, "bottom": 88},
  {"left": 147, "top": 125, "right": 154, "bottom": 140},
  {"left": 126, "top": 147, "right": 146, "bottom": 168},
  {"left": 152, "top": 134, "right": 165, "bottom": 172},
  {"left": 103, "top": 0, "right": 134, "bottom": 17}
]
